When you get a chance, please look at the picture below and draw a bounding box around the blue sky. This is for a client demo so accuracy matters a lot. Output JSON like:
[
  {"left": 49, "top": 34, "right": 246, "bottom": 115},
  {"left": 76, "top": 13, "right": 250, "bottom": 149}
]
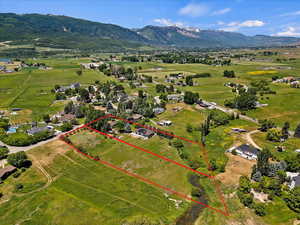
[{"left": 1, "top": 0, "right": 300, "bottom": 37}]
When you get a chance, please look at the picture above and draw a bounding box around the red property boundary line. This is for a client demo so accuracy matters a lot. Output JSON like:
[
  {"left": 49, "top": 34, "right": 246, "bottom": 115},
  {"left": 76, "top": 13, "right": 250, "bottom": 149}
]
[{"left": 59, "top": 114, "right": 229, "bottom": 216}]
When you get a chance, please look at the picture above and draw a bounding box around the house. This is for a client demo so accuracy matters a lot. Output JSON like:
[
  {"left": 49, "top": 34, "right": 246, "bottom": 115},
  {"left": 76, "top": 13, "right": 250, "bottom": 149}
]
[
  {"left": 27, "top": 126, "right": 52, "bottom": 135},
  {"left": 0, "top": 166, "right": 17, "bottom": 180},
  {"left": 157, "top": 120, "right": 172, "bottom": 126},
  {"left": 172, "top": 106, "right": 183, "bottom": 112},
  {"left": 70, "top": 83, "right": 80, "bottom": 89},
  {"left": 57, "top": 83, "right": 81, "bottom": 92},
  {"left": 167, "top": 94, "right": 183, "bottom": 102},
  {"left": 233, "top": 144, "right": 260, "bottom": 160},
  {"left": 59, "top": 114, "right": 76, "bottom": 123},
  {"left": 135, "top": 128, "right": 155, "bottom": 139},
  {"left": 80, "top": 63, "right": 102, "bottom": 69},
  {"left": 128, "top": 114, "right": 143, "bottom": 122},
  {"left": 124, "top": 123, "right": 132, "bottom": 133},
  {"left": 287, "top": 172, "right": 300, "bottom": 189},
  {"left": 11, "top": 108, "right": 22, "bottom": 112},
  {"left": 290, "top": 80, "right": 300, "bottom": 88},
  {"left": 232, "top": 128, "right": 247, "bottom": 133},
  {"left": 283, "top": 76, "right": 296, "bottom": 83},
  {"left": 153, "top": 107, "right": 165, "bottom": 115},
  {"left": 255, "top": 102, "right": 268, "bottom": 108},
  {"left": 154, "top": 96, "right": 161, "bottom": 104}
]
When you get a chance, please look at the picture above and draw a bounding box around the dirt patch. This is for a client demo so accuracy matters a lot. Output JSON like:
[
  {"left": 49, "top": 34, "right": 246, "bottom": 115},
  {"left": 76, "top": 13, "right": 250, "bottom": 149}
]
[
  {"left": 216, "top": 153, "right": 255, "bottom": 186},
  {"left": 28, "top": 140, "right": 68, "bottom": 166},
  {"left": 166, "top": 102, "right": 195, "bottom": 112}
]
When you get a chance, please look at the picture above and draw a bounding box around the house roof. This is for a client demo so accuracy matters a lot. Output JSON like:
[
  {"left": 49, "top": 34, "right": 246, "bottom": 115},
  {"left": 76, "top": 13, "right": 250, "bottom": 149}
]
[
  {"left": 136, "top": 128, "right": 154, "bottom": 137},
  {"left": 0, "top": 165, "right": 16, "bottom": 178},
  {"left": 293, "top": 175, "right": 300, "bottom": 187},
  {"left": 27, "top": 126, "right": 50, "bottom": 135},
  {"left": 236, "top": 144, "right": 260, "bottom": 156}
]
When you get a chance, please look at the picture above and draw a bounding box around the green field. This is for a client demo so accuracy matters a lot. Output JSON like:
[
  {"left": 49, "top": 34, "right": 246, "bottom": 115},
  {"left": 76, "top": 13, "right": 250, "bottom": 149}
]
[{"left": 0, "top": 140, "right": 189, "bottom": 225}]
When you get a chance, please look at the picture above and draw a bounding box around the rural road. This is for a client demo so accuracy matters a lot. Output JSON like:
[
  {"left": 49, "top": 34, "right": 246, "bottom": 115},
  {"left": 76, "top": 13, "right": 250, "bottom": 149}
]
[
  {"left": 243, "top": 130, "right": 262, "bottom": 150},
  {"left": 214, "top": 105, "right": 259, "bottom": 124}
]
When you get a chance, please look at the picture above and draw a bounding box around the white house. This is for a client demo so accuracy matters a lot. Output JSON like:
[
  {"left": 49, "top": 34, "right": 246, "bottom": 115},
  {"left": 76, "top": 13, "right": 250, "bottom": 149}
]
[{"left": 232, "top": 144, "right": 260, "bottom": 160}]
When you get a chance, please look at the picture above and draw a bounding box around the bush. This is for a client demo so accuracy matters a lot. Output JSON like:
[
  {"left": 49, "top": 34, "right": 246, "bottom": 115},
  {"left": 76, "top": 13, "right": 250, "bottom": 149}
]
[
  {"left": 15, "top": 183, "right": 23, "bottom": 191},
  {"left": 0, "top": 146, "right": 9, "bottom": 159},
  {"left": 60, "top": 122, "right": 73, "bottom": 132},
  {"left": 253, "top": 203, "right": 266, "bottom": 216},
  {"left": 266, "top": 128, "right": 282, "bottom": 142}
]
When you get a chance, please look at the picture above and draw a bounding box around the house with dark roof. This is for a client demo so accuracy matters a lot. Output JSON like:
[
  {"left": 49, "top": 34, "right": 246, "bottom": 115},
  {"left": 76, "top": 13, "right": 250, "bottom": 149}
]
[
  {"left": 27, "top": 126, "right": 52, "bottom": 135},
  {"left": 234, "top": 144, "right": 260, "bottom": 160},
  {"left": 153, "top": 107, "right": 165, "bottom": 115},
  {"left": 0, "top": 165, "right": 17, "bottom": 180},
  {"left": 135, "top": 128, "right": 155, "bottom": 139},
  {"left": 128, "top": 114, "right": 143, "bottom": 122}
]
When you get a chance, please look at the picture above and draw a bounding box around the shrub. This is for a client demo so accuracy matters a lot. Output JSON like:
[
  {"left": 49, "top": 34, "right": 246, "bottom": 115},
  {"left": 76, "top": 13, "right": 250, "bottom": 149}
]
[
  {"left": 253, "top": 203, "right": 266, "bottom": 216},
  {"left": 15, "top": 183, "right": 23, "bottom": 191}
]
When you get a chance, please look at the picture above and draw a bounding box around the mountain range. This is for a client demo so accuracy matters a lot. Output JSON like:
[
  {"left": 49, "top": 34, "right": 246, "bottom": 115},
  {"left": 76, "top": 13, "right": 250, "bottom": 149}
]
[{"left": 0, "top": 13, "right": 299, "bottom": 51}]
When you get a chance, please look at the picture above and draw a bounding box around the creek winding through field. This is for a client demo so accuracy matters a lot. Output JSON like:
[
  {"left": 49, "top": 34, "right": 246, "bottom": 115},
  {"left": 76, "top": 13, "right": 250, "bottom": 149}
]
[{"left": 176, "top": 174, "right": 208, "bottom": 225}]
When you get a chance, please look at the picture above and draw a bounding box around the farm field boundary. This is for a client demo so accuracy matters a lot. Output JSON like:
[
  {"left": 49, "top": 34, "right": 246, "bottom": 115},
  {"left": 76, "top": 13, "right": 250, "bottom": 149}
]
[{"left": 59, "top": 114, "right": 229, "bottom": 216}]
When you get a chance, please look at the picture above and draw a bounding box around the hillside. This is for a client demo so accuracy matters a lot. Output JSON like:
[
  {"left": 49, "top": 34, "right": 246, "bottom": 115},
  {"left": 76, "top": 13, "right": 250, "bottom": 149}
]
[
  {"left": 0, "top": 13, "right": 300, "bottom": 51},
  {"left": 0, "top": 13, "right": 150, "bottom": 51},
  {"left": 136, "top": 25, "right": 300, "bottom": 48}
]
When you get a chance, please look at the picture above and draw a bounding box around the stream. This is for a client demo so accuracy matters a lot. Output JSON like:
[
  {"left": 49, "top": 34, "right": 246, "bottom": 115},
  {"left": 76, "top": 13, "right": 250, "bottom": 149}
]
[{"left": 175, "top": 174, "right": 208, "bottom": 225}]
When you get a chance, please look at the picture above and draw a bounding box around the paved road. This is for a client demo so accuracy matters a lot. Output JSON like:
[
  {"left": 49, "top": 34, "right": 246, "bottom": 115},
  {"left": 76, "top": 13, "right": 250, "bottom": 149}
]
[{"left": 0, "top": 125, "right": 83, "bottom": 155}]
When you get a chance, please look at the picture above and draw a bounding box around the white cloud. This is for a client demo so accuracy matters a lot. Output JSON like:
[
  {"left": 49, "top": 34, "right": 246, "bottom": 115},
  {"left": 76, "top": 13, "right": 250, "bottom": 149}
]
[
  {"left": 212, "top": 8, "right": 231, "bottom": 16},
  {"left": 179, "top": 3, "right": 209, "bottom": 17},
  {"left": 153, "top": 18, "right": 185, "bottom": 27},
  {"left": 239, "top": 20, "right": 265, "bottom": 27},
  {"left": 281, "top": 10, "right": 300, "bottom": 17},
  {"left": 220, "top": 20, "right": 265, "bottom": 32},
  {"left": 273, "top": 27, "right": 300, "bottom": 37},
  {"left": 217, "top": 21, "right": 225, "bottom": 25}
]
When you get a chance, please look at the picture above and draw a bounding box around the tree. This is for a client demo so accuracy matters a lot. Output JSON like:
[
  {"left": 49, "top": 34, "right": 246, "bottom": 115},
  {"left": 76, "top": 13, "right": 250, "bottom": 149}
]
[
  {"left": 185, "top": 76, "right": 193, "bottom": 86},
  {"left": 0, "top": 121, "right": 9, "bottom": 131},
  {"left": 76, "top": 70, "right": 82, "bottom": 76},
  {"left": 257, "top": 148, "right": 271, "bottom": 176},
  {"left": 239, "top": 176, "right": 251, "bottom": 193},
  {"left": 186, "top": 124, "right": 193, "bottom": 133},
  {"left": 234, "top": 93, "right": 258, "bottom": 110},
  {"left": 266, "top": 128, "right": 282, "bottom": 142},
  {"left": 64, "top": 101, "right": 75, "bottom": 114},
  {"left": 223, "top": 70, "right": 235, "bottom": 78},
  {"left": 253, "top": 203, "right": 266, "bottom": 216},
  {"left": 0, "top": 147, "right": 9, "bottom": 159},
  {"left": 281, "top": 122, "right": 290, "bottom": 140},
  {"left": 285, "top": 187, "right": 300, "bottom": 213},
  {"left": 79, "top": 88, "right": 90, "bottom": 102},
  {"left": 172, "top": 140, "right": 184, "bottom": 149},
  {"left": 209, "top": 159, "right": 218, "bottom": 171},
  {"left": 43, "top": 114, "right": 50, "bottom": 123},
  {"left": 259, "top": 119, "right": 276, "bottom": 132},
  {"left": 60, "top": 122, "right": 73, "bottom": 132},
  {"left": 184, "top": 91, "right": 199, "bottom": 104},
  {"left": 7, "top": 151, "right": 30, "bottom": 168},
  {"left": 295, "top": 124, "right": 300, "bottom": 138}
]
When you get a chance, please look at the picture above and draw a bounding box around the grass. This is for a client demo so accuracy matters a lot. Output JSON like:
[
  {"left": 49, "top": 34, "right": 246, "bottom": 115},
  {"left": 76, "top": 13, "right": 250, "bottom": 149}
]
[{"left": 0, "top": 140, "right": 188, "bottom": 225}]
